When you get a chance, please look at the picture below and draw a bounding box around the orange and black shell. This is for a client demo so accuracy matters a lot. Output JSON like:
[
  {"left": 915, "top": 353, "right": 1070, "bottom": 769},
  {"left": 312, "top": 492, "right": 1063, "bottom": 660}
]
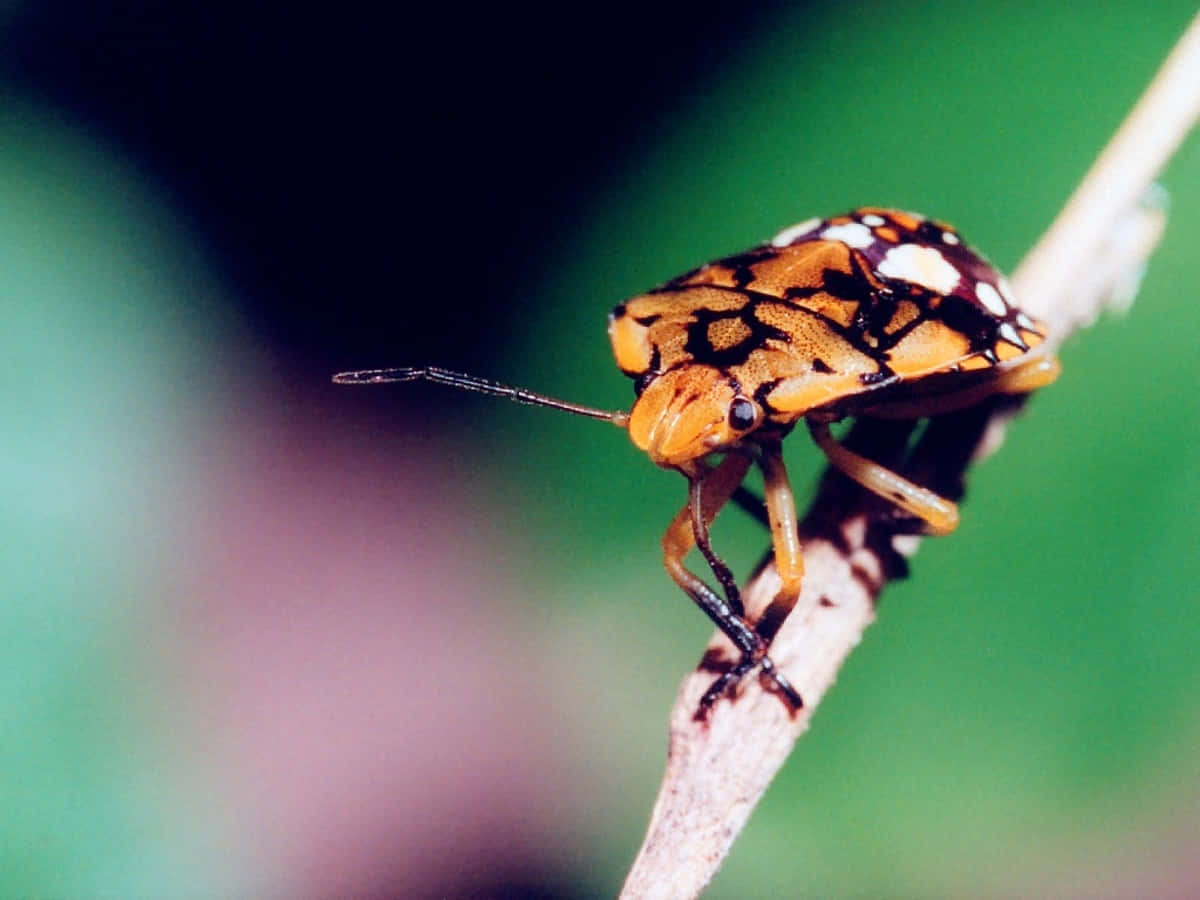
[{"left": 608, "top": 207, "right": 1049, "bottom": 423}]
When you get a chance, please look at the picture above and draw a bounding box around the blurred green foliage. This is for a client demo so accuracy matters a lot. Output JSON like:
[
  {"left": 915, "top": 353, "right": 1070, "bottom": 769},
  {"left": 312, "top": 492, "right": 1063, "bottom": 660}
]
[{"left": 0, "top": 96, "right": 246, "bottom": 896}]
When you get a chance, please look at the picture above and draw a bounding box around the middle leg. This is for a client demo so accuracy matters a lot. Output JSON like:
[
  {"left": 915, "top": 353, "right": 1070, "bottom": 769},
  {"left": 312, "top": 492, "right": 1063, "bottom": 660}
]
[{"left": 753, "top": 439, "right": 806, "bottom": 644}]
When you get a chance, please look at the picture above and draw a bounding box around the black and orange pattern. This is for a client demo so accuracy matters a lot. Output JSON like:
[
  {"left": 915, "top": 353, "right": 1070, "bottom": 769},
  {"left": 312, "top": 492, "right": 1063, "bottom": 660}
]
[{"left": 610, "top": 208, "right": 1052, "bottom": 467}]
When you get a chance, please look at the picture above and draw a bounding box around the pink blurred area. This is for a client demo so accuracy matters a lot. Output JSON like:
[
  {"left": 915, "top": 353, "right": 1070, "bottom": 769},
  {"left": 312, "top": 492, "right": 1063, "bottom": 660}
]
[{"left": 161, "top": 387, "right": 590, "bottom": 897}]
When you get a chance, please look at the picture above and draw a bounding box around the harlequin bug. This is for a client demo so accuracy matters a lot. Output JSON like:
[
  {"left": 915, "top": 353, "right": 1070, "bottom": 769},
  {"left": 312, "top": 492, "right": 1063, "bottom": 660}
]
[{"left": 335, "top": 208, "right": 1060, "bottom": 716}]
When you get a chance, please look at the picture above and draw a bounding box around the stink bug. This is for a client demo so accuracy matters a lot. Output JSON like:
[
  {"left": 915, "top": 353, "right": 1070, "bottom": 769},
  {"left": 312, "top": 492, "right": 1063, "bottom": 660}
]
[{"left": 335, "top": 208, "right": 1060, "bottom": 715}]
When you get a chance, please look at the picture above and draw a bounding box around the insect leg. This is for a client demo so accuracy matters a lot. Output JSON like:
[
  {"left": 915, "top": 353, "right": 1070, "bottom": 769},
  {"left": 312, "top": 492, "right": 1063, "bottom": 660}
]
[
  {"left": 753, "top": 440, "right": 805, "bottom": 644},
  {"left": 662, "top": 455, "right": 803, "bottom": 714},
  {"left": 732, "top": 485, "right": 770, "bottom": 530},
  {"left": 666, "top": 453, "right": 754, "bottom": 615},
  {"left": 862, "top": 353, "right": 1062, "bottom": 420},
  {"left": 808, "top": 419, "right": 959, "bottom": 535},
  {"left": 990, "top": 354, "right": 1061, "bottom": 394},
  {"left": 690, "top": 480, "right": 743, "bottom": 614}
]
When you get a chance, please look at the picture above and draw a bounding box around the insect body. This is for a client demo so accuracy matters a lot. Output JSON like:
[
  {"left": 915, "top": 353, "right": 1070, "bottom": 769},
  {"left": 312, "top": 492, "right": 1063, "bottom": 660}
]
[{"left": 335, "top": 208, "right": 1060, "bottom": 716}]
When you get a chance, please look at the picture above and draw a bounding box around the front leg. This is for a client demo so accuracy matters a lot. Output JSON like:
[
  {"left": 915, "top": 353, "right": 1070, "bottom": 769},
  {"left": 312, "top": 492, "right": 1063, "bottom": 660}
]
[
  {"left": 686, "top": 456, "right": 750, "bottom": 614},
  {"left": 662, "top": 454, "right": 803, "bottom": 716},
  {"left": 662, "top": 453, "right": 754, "bottom": 639}
]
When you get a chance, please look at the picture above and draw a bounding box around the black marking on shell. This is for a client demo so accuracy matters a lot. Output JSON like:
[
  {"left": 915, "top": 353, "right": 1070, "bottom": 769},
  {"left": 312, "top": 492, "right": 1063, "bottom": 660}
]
[
  {"left": 682, "top": 300, "right": 789, "bottom": 368},
  {"left": 621, "top": 209, "right": 1047, "bottom": 408},
  {"left": 928, "top": 292, "right": 1001, "bottom": 353},
  {"left": 753, "top": 378, "right": 782, "bottom": 413}
]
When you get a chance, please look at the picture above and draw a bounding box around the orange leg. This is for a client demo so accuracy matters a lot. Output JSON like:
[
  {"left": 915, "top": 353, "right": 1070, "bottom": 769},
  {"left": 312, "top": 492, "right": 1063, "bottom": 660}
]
[
  {"left": 663, "top": 453, "right": 802, "bottom": 715},
  {"left": 992, "top": 354, "right": 1061, "bottom": 394},
  {"left": 817, "top": 351, "right": 1060, "bottom": 531},
  {"left": 864, "top": 353, "right": 1062, "bottom": 420},
  {"left": 753, "top": 440, "right": 805, "bottom": 642},
  {"left": 807, "top": 420, "right": 960, "bottom": 535},
  {"left": 665, "top": 453, "right": 751, "bottom": 604},
  {"left": 681, "top": 453, "right": 754, "bottom": 613}
]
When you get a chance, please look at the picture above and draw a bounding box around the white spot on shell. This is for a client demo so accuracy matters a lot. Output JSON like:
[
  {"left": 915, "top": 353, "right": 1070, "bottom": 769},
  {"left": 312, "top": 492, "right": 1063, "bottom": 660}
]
[
  {"left": 998, "top": 322, "right": 1025, "bottom": 347},
  {"left": 821, "top": 222, "right": 874, "bottom": 248},
  {"left": 975, "top": 281, "right": 1008, "bottom": 316},
  {"left": 876, "top": 243, "right": 961, "bottom": 294},
  {"left": 942, "top": 231, "right": 961, "bottom": 245},
  {"left": 998, "top": 277, "right": 1016, "bottom": 305},
  {"left": 771, "top": 217, "right": 821, "bottom": 247},
  {"left": 860, "top": 213, "right": 885, "bottom": 226}
]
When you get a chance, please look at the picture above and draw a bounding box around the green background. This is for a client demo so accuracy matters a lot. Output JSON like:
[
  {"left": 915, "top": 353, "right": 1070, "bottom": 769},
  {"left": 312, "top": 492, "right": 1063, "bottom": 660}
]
[{"left": 5, "top": 2, "right": 1198, "bottom": 896}]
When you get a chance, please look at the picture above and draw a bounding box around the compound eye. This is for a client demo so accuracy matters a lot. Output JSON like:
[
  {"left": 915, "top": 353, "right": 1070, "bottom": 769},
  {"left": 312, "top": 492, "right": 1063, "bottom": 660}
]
[{"left": 727, "top": 396, "right": 760, "bottom": 432}]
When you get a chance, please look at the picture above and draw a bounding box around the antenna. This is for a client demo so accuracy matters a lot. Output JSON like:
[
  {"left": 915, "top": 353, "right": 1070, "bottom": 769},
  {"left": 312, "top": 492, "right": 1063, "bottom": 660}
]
[{"left": 332, "top": 365, "right": 630, "bottom": 427}]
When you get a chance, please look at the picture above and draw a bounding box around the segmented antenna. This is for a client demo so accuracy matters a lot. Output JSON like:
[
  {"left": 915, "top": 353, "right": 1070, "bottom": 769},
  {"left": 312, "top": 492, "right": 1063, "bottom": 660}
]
[{"left": 332, "top": 365, "right": 630, "bottom": 427}]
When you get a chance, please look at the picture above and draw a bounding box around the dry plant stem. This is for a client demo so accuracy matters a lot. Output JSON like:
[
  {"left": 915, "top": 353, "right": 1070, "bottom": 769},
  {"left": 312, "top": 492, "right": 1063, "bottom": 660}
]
[
  {"left": 620, "top": 12, "right": 1200, "bottom": 900},
  {"left": 1014, "top": 11, "right": 1200, "bottom": 327}
]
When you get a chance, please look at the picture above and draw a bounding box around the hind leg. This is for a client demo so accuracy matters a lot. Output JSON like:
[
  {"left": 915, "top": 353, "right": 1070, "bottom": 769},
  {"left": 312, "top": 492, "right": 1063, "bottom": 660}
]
[{"left": 807, "top": 420, "right": 960, "bottom": 535}]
